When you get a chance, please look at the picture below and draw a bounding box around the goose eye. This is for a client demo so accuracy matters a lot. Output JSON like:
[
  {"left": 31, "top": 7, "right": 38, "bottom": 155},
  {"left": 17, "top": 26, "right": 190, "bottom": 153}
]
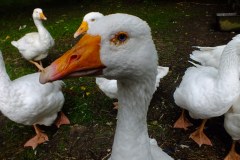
[
  {"left": 91, "top": 19, "right": 95, "bottom": 22},
  {"left": 111, "top": 32, "right": 128, "bottom": 45},
  {"left": 117, "top": 33, "right": 127, "bottom": 42}
]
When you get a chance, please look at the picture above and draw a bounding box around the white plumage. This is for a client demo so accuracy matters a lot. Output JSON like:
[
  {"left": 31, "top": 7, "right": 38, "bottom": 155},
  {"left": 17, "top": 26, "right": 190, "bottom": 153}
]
[
  {"left": 74, "top": 12, "right": 104, "bottom": 38},
  {"left": 190, "top": 34, "right": 240, "bottom": 68},
  {"left": 190, "top": 45, "right": 225, "bottom": 68},
  {"left": 223, "top": 96, "right": 240, "bottom": 159},
  {"left": 174, "top": 35, "right": 240, "bottom": 146},
  {"left": 0, "top": 50, "right": 66, "bottom": 149},
  {"left": 40, "top": 13, "right": 173, "bottom": 160},
  {"left": 95, "top": 77, "right": 118, "bottom": 99},
  {"left": 11, "top": 8, "right": 54, "bottom": 71}
]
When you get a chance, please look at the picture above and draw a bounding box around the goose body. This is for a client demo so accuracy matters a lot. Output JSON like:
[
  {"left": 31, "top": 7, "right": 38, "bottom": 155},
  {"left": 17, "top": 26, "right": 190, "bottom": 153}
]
[
  {"left": 11, "top": 8, "right": 54, "bottom": 70},
  {"left": 0, "top": 50, "right": 67, "bottom": 149},
  {"left": 40, "top": 13, "right": 173, "bottom": 160},
  {"left": 174, "top": 36, "right": 240, "bottom": 146},
  {"left": 0, "top": 72, "right": 64, "bottom": 126}
]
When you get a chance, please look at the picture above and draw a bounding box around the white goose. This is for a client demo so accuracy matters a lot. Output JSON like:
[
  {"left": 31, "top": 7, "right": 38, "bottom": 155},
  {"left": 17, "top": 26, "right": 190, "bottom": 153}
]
[
  {"left": 40, "top": 13, "right": 173, "bottom": 160},
  {"left": 11, "top": 8, "right": 54, "bottom": 71},
  {"left": 0, "top": 50, "right": 69, "bottom": 149},
  {"left": 74, "top": 12, "right": 169, "bottom": 109},
  {"left": 174, "top": 35, "right": 240, "bottom": 147},
  {"left": 224, "top": 97, "right": 240, "bottom": 160}
]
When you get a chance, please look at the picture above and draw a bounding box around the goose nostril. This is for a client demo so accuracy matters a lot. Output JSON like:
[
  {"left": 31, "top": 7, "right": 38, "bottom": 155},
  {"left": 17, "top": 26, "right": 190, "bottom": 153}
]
[{"left": 69, "top": 55, "right": 79, "bottom": 63}]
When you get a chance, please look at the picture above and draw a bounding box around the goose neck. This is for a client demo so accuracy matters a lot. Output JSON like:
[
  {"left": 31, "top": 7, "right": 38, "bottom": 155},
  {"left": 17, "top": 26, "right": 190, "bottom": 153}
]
[
  {"left": 110, "top": 75, "right": 156, "bottom": 160},
  {"left": 33, "top": 18, "right": 48, "bottom": 37},
  {"left": 218, "top": 43, "right": 240, "bottom": 81}
]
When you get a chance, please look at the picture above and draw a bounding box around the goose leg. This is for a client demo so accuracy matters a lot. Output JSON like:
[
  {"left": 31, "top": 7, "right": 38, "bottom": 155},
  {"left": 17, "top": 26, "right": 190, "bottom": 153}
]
[
  {"left": 224, "top": 140, "right": 240, "bottom": 160},
  {"left": 24, "top": 125, "right": 49, "bottom": 149},
  {"left": 173, "top": 109, "right": 192, "bottom": 130},
  {"left": 113, "top": 101, "right": 119, "bottom": 109},
  {"left": 39, "top": 60, "right": 43, "bottom": 67},
  {"left": 55, "top": 111, "right": 70, "bottom": 128},
  {"left": 189, "top": 119, "right": 212, "bottom": 147},
  {"left": 29, "top": 60, "right": 44, "bottom": 72}
]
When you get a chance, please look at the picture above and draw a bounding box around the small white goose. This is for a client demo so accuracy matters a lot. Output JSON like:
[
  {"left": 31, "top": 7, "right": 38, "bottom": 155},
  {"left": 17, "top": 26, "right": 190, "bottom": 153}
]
[
  {"left": 0, "top": 50, "right": 69, "bottom": 149},
  {"left": 11, "top": 8, "right": 54, "bottom": 71},
  {"left": 75, "top": 12, "right": 169, "bottom": 109},
  {"left": 40, "top": 13, "right": 173, "bottom": 160},
  {"left": 174, "top": 35, "right": 240, "bottom": 147}
]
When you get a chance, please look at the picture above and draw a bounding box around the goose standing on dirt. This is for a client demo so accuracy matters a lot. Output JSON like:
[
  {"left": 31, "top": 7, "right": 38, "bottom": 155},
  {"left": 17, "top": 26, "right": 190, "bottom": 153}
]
[
  {"left": 11, "top": 8, "right": 54, "bottom": 71},
  {"left": 174, "top": 35, "right": 240, "bottom": 147},
  {"left": 74, "top": 12, "right": 169, "bottom": 109},
  {"left": 0, "top": 50, "right": 69, "bottom": 149},
  {"left": 40, "top": 13, "right": 173, "bottom": 160}
]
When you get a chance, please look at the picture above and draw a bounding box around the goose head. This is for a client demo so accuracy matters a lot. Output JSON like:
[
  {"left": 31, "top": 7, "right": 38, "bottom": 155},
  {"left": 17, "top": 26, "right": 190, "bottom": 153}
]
[
  {"left": 74, "top": 12, "right": 104, "bottom": 38},
  {"left": 33, "top": 8, "right": 47, "bottom": 21},
  {"left": 40, "top": 13, "right": 158, "bottom": 84}
]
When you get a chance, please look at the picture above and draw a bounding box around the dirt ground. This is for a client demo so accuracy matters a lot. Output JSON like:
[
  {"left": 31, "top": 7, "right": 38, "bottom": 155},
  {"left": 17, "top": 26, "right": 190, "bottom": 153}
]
[{"left": 0, "top": 1, "right": 240, "bottom": 160}]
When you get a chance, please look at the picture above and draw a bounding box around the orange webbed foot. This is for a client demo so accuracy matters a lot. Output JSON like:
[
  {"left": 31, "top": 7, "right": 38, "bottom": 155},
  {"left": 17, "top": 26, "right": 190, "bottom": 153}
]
[
  {"left": 173, "top": 109, "right": 192, "bottom": 130},
  {"left": 24, "top": 125, "right": 48, "bottom": 149},
  {"left": 224, "top": 141, "right": 240, "bottom": 160},
  {"left": 113, "top": 102, "right": 119, "bottom": 110},
  {"left": 55, "top": 112, "right": 70, "bottom": 128}
]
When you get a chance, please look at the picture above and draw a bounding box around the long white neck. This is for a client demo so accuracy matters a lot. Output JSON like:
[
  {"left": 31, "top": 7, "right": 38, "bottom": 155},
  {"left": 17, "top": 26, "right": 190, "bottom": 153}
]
[
  {"left": 110, "top": 71, "right": 156, "bottom": 160},
  {"left": 33, "top": 18, "right": 49, "bottom": 40},
  {"left": 217, "top": 40, "right": 240, "bottom": 90}
]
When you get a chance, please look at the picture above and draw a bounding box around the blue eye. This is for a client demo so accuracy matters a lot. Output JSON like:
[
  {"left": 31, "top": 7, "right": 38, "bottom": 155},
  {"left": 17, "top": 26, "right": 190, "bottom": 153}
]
[
  {"left": 117, "top": 33, "right": 128, "bottom": 42},
  {"left": 110, "top": 32, "right": 128, "bottom": 45}
]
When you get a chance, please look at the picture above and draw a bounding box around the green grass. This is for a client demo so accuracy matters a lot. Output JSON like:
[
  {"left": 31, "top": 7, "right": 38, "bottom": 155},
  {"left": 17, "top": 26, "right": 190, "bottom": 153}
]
[{"left": 0, "top": 1, "right": 187, "bottom": 159}]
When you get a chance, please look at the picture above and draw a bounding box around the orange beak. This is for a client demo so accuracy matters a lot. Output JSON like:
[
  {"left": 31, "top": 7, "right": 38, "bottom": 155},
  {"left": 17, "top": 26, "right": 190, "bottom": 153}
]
[
  {"left": 40, "top": 12, "right": 47, "bottom": 20},
  {"left": 39, "top": 34, "right": 105, "bottom": 84},
  {"left": 74, "top": 21, "right": 88, "bottom": 38}
]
